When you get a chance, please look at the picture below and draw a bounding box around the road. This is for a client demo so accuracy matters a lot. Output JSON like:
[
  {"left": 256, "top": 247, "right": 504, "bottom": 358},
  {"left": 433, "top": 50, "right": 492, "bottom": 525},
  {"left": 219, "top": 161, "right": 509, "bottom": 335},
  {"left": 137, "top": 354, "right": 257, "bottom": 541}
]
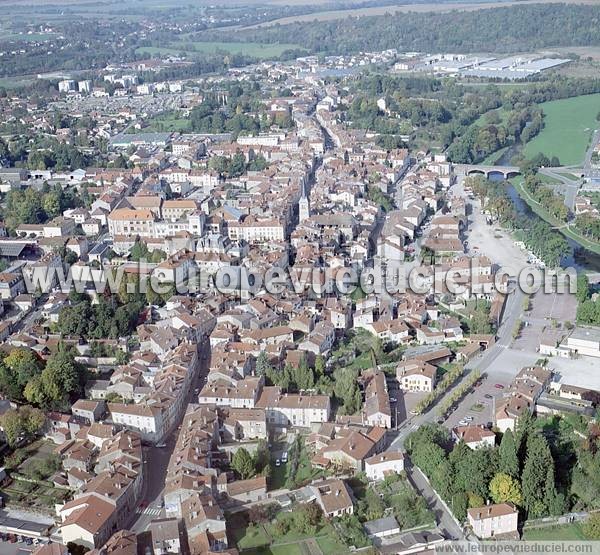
[
  {"left": 128, "top": 338, "right": 211, "bottom": 534},
  {"left": 406, "top": 464, "right": 464, "bottom": 540},
  {"left": 539, "top": 167, "right": 581, "bottom": 211}
]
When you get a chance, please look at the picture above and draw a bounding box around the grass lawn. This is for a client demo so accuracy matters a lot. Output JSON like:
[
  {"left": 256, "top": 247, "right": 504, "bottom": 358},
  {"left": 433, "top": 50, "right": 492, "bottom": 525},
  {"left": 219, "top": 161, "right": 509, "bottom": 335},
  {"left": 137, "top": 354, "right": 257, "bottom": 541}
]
[
  {"left": 236, "top": 524, "right": 271, "bottom": 550},
  {"left": 524, "top": 93, "right": 600, "bottom": 165},
  {"left": 140, "top": 111, "right": 190, "bottom": 133},
  {"left": 523, "top": 522, "right": 587, "bottom": 541},
  {"left": 241, "top": 546, "right": 304, "bottom": 555},
  {"left": 558, "top": 172, "right": 582, "bottom": 181},
  {"left": 316, "top": 535, "right": 349, "bottom": 554}
]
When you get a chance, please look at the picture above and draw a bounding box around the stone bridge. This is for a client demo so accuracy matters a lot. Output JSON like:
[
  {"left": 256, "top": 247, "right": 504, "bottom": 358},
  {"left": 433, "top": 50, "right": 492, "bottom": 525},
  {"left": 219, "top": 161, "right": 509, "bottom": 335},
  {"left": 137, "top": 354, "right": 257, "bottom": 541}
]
[{"left": 454, "top": 164, "right": 521, "bottom": 179}]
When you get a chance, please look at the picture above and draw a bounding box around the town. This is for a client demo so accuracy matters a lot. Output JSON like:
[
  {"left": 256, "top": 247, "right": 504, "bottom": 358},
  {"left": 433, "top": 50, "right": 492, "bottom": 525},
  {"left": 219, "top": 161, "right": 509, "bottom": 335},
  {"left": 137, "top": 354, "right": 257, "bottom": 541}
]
[{"left": 1, "top": 2, "right": 600, "bottom": 555}]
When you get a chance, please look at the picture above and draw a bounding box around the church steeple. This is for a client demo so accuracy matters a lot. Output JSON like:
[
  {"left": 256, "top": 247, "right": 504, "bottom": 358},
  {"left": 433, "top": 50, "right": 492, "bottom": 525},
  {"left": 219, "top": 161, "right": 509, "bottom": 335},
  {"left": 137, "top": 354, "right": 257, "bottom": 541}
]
[{"left": 299, "top": 180, "right": 310, "bottom": 223}]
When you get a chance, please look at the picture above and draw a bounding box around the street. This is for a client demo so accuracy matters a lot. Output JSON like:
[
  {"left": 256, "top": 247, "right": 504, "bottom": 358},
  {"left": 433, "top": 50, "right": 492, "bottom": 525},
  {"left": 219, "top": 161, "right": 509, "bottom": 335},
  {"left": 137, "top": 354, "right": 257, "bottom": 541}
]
[{"left": 128, "top": 339, "right": 211, "bottom": 534}]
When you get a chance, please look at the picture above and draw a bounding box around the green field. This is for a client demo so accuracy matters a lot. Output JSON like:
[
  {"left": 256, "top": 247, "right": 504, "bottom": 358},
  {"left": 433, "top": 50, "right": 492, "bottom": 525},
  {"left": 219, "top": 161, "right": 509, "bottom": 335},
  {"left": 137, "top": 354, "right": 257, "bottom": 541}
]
[
  {"left": 138, "top": 41, "right": 305, "bottom": 60},
  {"left": 523, "top": 522, "right": 587, "bottom": 541},
  {"left": 524, "top": 93, "right": 600, "bottom": 166},
  {"left": 136, "top": 111, "right": 190, "bottom": 133}
]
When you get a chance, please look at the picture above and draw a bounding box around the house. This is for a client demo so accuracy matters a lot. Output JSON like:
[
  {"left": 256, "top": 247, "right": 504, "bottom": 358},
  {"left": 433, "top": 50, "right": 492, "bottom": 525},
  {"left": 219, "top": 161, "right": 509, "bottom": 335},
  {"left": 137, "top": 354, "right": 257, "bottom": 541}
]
[
  {"left": 72, "top": 400, "right": 106, "bottom": 424},
  {"left": 363, "top": 516, "right": 401, "bottom": 539},
  {"left": 452, "top": 425, "right": 496, "bottom": 449},
  {"left": 397, "top": 360, "right": 437, "bottom": 392},
  {"left": 310, "top": 479, "right": 353, "bottom": 518},
  {"left": 363, "top": 370, "right": 392, "bottom": 429},
  {"left": 222, "top": 408, "right": 267, "bottom": 441},
  {"left": 58, "top": 493, "right": 117, "bottom": 549},
  {"left": 224, "top": 476, "right": 267, "bottom": 504},
  {"left": 467, "top": 502, "right": 519, "bottom": 539},
  {"left": 148, "top": 518, "right": 183, "bottom": 555},
  {"left": 495, "top": 395, "right": 531, "bottom": 433},
  {"left": 364, "top": 451, "right": 405, "bottom": 481}
]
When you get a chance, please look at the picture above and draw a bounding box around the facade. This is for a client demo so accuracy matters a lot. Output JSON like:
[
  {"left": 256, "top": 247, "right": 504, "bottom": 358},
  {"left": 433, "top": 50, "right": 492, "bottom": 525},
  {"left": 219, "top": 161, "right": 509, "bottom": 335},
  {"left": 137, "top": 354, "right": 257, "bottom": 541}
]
[{"left": 467, "top": 503, "right": 519, "bottom": 539}]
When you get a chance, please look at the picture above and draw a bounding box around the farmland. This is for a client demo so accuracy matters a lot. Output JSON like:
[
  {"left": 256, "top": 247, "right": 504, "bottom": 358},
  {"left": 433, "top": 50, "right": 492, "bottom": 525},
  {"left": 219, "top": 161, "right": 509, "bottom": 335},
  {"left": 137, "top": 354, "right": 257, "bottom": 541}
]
[{"left": 523, "top": 93, "right": 600, "bottom": 166}]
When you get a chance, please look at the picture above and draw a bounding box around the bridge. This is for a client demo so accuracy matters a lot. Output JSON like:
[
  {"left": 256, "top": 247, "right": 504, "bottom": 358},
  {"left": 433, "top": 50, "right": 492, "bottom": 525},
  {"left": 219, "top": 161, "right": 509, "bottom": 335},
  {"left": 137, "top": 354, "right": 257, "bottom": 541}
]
[{"left": 454, "top": 164, "right": 521, "bottom": 179}]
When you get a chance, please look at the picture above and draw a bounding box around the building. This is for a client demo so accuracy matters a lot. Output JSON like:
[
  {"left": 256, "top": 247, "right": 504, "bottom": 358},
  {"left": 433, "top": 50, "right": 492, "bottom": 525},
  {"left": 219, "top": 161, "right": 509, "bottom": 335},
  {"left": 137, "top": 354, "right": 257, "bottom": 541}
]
[
  {"left": 58, "top": 493, "right": 117, "bottom": 549},
  {"left": 397, "top": 360, "right": 437, "bottom": 392},
  {"left": 363, "top": 516, "right": 401, "bottom": 539},
  {"left": 310, "top": 479, "right": 354, "bottom": 518},
  {"left": 364, "top": 451, "right": 405, "bottom": 481},
  {"left": 452, "top": 425, "right": 495, "bottom": 449},
  {"left": 467, "top": 503, "right": 519, "bottom": 539}
]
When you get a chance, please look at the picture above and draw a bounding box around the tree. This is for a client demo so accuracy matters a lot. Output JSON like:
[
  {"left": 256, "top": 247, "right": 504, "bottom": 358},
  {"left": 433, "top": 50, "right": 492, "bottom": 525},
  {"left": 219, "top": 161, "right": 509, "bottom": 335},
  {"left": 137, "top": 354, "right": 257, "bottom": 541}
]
[
  {"left": 498, "top": 429, "right": 520, "bottom": 478},
  {"left": 521, "top": 432, "right": 555, "bottom": 517},
  {"left": 20, "top": 405, "right": 46, "bottom": 437},
  {"left": 489, "top": 473, "right": 522, "bottom": 506},
  {"left": 0, "top": 409, "right": 23, "bottom": 447},
  {"left": 0, "top": 348, "right": 43, "bottom": 401},
  {"left": 28, "top": 345, "right": 86, "bottom": 409},
  {"left": 256, "top": 351, "right": 273, "bottom": 378},
  {"left": 231, "top": 447, "right": 255, "bottom": 479}
]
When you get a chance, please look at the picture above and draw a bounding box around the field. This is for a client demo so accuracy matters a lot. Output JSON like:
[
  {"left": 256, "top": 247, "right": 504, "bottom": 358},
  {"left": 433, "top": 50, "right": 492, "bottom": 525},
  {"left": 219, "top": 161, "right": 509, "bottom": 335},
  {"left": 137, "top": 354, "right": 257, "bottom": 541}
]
[
  {"left": 523, "top": 522, "right": 587, "bottom": 540},
  {"left": 137, "top": 41, "right": 304, "bottom": 60},
  {"left": 523, "top": 93, "right": 600, "bottom": 166}
]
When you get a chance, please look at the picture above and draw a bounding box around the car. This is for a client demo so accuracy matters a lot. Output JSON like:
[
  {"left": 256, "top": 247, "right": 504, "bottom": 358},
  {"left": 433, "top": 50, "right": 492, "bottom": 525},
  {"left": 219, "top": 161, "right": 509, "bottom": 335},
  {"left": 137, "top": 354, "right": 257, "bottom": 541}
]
[
  {"left": 458, "top": 420, "right": 469, "bottom": 426},
  {"left": 281, "top": 452, "right": 288, "bottom": 463},
  {"left": 156, "top": 442, "right": 167, "bottom": 448},
  {"left": 484, "top": 394, "right": 493, "bottom": 399},
  {"left": 494, "top": 383, "right": 505, "bottom": 389},
  {"left": 436, "top": 417, "right": 445, "bottom": 424},
  {"left": 465, "top": 416, "right": 474, "bottom": 421},
  {"left": 275, "top": 459, "right": 281, "bottom": 467},
  {"left": 390, "top": 397, "right": 397, "bottom": 403}
]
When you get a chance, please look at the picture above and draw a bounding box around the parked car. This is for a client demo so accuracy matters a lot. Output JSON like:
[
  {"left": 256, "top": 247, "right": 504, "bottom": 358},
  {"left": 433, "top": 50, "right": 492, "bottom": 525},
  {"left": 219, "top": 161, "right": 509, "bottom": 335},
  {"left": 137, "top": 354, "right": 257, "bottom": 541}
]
[
  {"left": 484, "top": 394, "right": 493, "bottom": 399},
  {"left": 281, "top": 452, "right": 288, "bottom": 463},
  {"left": 494, "top": 383, "right": 505, "bottom": 389},
  {"left": 458, "top": 419, "right": 469, "bottom": 426},
  {"left": 275, "top": 459, "right": 281, "bottom": 467}
]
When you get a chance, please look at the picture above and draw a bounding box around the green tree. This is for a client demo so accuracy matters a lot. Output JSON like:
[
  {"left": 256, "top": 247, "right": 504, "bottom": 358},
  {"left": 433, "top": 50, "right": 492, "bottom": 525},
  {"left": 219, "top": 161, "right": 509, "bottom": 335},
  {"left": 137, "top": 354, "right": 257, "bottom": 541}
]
[
  {"left": 498, "top": 429, "right": 520, "bottom": 478},
  {"left": 489, "top": 473, "right": 522, "bottom": 505},
  {"left": 231, "top": 447, "right": 255, "bottom": 479},
  {"left": 521, "top": 432, "right": 554, "bottom": 518},
  {"left": 0, "top": 409, "right": 23, "bottom": 447},
  {"left": 256, "top": 351, "right": 273, "bottom": 378}
]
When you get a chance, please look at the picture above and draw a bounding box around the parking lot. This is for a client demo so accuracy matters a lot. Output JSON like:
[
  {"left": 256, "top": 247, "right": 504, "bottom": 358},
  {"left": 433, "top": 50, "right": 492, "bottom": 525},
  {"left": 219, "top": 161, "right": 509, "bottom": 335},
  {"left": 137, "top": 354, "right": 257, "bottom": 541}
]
[{"left": 443, "top": 353, "right": 529, "bottom": 430}]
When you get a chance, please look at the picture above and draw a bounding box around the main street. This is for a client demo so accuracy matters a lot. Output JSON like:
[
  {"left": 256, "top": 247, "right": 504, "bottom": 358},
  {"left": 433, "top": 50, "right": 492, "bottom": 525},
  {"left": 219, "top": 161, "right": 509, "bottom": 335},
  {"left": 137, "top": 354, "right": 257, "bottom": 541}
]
[{"left": 128, "top": 339, "right": 211, "bottom": 534}]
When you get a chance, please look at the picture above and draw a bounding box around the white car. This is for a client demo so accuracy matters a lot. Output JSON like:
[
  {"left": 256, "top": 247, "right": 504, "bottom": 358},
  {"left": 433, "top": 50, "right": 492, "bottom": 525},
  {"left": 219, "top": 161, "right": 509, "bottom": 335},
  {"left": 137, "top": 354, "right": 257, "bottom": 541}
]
[
  {"left": 275, "top": 459, "right": 281, "bottom": 467},
  {"left": 281, "top": 452, "right": 288, "bottom": 463},
  {"left": 458, "top": 420, "right": 469, "bottom": 426}
]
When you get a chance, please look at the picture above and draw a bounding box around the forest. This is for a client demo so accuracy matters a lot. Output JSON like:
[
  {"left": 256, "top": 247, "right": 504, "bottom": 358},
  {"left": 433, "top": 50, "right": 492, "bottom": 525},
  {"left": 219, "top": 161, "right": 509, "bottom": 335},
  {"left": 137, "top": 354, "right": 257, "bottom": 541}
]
[{"left": 226, "top": 4, "right": 600, "bottom": 56}]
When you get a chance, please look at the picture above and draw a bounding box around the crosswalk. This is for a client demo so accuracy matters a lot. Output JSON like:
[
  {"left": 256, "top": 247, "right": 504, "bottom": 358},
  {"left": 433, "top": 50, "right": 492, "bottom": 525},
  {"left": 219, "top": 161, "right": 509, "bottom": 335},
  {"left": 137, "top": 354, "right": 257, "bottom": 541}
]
[{"left": 136, "top": 506, "right": 163, "bottom": 518}]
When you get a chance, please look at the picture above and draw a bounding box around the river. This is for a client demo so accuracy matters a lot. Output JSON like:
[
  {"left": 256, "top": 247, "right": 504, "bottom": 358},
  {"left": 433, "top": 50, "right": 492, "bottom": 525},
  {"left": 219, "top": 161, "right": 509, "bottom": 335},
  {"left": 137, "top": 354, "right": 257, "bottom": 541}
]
[{"left": 500, "top": 178, "right": 600, "bottom": 273}]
